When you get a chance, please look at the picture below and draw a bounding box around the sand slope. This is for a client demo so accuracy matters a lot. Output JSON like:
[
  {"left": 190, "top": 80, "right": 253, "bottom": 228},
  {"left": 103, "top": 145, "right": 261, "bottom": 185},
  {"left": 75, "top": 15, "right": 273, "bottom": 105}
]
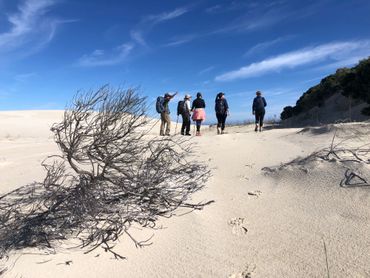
[{"left": 1, "top": 111, "right": 370, "bottom": 277}]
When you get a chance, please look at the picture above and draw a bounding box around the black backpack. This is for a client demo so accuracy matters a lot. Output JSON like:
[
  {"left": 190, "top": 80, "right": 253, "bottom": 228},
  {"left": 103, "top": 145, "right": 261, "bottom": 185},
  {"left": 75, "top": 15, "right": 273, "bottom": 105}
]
[
  {"left": 177, "top": 100, "right": 185, "bottom": 115},
  {"left": 254, "top": 97, "right": 265, "bottom": 111},
  {"left": 215, "top": 99, "right": 226, "bottom": 114},
  {"left": 156, "top": 96, "right": 165, "bottom": 113}
]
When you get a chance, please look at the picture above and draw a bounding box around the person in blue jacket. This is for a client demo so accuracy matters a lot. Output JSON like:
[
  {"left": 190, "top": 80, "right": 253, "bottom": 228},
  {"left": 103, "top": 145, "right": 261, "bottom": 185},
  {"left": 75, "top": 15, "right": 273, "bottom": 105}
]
[{"left": 252, "top": 91, "right": 267, "bottom": 132}]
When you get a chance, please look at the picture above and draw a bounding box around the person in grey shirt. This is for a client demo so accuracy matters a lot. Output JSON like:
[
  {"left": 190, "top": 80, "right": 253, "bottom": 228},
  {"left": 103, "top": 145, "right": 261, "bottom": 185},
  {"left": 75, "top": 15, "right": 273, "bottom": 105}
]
[{"left": 159, "top": 92, "right": 177, "bottom": 136}]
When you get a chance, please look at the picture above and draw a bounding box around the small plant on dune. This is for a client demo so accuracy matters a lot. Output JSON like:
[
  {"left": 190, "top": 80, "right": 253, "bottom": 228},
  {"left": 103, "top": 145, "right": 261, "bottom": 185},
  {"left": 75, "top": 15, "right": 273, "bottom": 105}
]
[
  {"left": 262, "top": 123, "right": 370, "bottom": 188},
  {"left": 0, "top": 85, "right": 211, "bottom": 262}
]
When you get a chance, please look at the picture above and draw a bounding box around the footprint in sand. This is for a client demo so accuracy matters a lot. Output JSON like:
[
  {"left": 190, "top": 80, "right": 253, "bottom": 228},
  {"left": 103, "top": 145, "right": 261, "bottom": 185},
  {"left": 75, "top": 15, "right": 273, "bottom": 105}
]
[
  {"left": 0, "top": 157, "right": 10, "bottom": 167},
  {"left": 228, "top": 217, "right": 248, "bottom": 236},
  {"left": 247, "top": 190, "right": 262, "bottom": 197},
  {"left": 228, "top": 265, "right": 255, "bottom": 278},
  {"left": 244, "top": 164, "right": 255, "bottom": 169},
  {"left": 238, "top": 174, "right": 249, "bottom": 181}
]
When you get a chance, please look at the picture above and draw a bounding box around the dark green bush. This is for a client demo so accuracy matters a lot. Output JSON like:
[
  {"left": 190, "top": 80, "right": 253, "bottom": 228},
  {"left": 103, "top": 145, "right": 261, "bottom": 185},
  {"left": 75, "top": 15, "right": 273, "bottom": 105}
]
[{"left": 280, "top": 57, "right": 370, "bottom": 120}]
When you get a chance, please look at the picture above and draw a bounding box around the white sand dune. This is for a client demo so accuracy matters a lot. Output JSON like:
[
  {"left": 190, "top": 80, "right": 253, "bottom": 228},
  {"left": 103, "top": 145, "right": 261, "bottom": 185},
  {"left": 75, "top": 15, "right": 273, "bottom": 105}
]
[{"left": 1, "top": 111, "right": 370, "bottom": 277}]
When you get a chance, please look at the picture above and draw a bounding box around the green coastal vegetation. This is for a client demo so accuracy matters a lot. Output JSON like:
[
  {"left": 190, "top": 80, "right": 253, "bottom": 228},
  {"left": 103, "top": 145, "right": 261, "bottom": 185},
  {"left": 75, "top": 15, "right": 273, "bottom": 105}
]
[{"left": 281, "top": 57, "right": 370, "bottom": 120}]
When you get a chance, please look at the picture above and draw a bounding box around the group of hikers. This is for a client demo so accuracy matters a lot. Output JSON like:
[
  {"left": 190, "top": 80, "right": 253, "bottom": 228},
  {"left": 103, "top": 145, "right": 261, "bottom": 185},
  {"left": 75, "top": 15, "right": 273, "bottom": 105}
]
[{"left": 156, "top": 91, "right": 267, "bottom": 136}]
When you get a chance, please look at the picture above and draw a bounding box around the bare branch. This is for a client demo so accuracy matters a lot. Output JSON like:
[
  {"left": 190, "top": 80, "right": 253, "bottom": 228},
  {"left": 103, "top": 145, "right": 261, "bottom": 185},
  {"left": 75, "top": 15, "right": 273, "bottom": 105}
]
[{"left": 0, "top": 86, "right": 212, "bottom": 264}]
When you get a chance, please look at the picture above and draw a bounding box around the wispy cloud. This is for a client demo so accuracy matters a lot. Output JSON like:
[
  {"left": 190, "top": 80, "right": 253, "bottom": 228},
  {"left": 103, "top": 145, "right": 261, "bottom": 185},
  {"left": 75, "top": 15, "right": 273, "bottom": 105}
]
[
  {"left": 213, "top": 12, "right": 284, "bottom": 34},
  {"left": 244, "top": 36, "right": 294, "bottom": 57},
  {"left": 77, "top": 43, "right": 134, "bottom": 67},
  {"left": 205, "top": 4, "right": 223, "bottom": 14},
  {"left": 264, "top": 87, "right": 298, "bottom": 97},
  {"left": 137, "top": 6, "right": 191, "bottom": 47},
  {"left": 226, "top": 90, "right": 255, "bottom": 98},
  {"left": 165, "top": 2, "right": 295, "bottom": 48},
  {"left": 215, "top": 40, "right": 370, "bottom": 82},
  {"left": 0, "top": 0, "right": 62, "bottom": 55},
  {"left": 130, "top": 30, "right": 147, "bottom": 47},
  {"left": 164, "top": 34, "right": 198, "bottom": 47},
  {"left": 312, "top": 55, "right": 369, "bottom": 72},
  {"left": 77, "top": 7, "right": 190, "bottom": 67},
  {"left": 14, "top": 72, "right": 38, "bottom": 82},
  {"left": 205, "top": 1, "right": 263, "bottom": 14},
  {"left": 210, "top": 1, "right": 336, "bottom": 36},
  {"left": 228, "top": 87, "right": 297, "bottom": 99},
  {"left": 301, "top": 77, "right": 323, "bottom": 84},
  {"left": 198, "top": 66, "right": 215, "bottom": 75},
  {"left": 166, "top": 4, "right": 288, "bottom": 47},
  {"left": 163, "top": 1, "right": 334, "bottom": 49},
  {"left": 210, "top": 1, "right": 289, "bottom": 34},
  {"left": 143, "top": 7, "right": 189, "bottom": 24}
]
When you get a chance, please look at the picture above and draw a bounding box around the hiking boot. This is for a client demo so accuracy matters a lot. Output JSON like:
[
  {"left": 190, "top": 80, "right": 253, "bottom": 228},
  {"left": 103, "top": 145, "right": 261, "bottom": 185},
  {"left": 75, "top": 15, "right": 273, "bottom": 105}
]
[{"left": 254, "top": 125, "right": 258, "bottom": 132}]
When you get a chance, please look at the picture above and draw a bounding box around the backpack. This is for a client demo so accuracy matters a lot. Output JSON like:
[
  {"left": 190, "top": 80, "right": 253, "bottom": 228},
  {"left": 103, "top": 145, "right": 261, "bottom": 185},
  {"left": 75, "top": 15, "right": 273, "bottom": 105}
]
[
  {"left": 215, "top": 99, "right": 226, "bottom": 114},
  {"left": 254, "top": 97, "right": 265, "bottom": 111},
  {"left": 156, "top": 96, "right": 165, "bottom": 113},
  {"left": 177, "top": 100, "right": 186, "bottom": 115}
]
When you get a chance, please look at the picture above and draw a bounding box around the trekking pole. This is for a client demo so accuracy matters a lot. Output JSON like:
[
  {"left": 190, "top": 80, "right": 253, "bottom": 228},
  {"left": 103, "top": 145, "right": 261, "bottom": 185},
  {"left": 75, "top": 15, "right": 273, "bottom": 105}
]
[{"left": 175, "top": 115, "right": 179, "bottom": 135}]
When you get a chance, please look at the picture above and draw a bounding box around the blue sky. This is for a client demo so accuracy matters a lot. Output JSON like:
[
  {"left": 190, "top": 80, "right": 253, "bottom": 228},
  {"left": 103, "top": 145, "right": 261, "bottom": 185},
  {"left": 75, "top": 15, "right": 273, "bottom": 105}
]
[{"left": 1, "top": 0, "right": 370, "bottom": 123}]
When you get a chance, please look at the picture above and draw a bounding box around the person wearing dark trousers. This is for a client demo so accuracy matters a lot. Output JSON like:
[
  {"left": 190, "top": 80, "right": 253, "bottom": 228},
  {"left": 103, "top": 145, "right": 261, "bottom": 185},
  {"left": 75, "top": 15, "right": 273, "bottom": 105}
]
[
  {"left": 191, "top": 92, "right": 206, "bottom": 136},
  {"left": 179, "top": 94, "right": 192, "bottom": 136},
  {"left": 215, "top": 92, "right": 229, "bottom": 134},
  {"left": 252, "top": 91, "right": 267, "bottom": 132}
]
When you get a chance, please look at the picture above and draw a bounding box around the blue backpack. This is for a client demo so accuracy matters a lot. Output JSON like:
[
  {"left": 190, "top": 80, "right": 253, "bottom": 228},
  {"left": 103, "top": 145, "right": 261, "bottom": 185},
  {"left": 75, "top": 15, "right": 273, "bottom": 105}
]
[{"left": 156, "top": 96, "right": 165, "bottom": 113}]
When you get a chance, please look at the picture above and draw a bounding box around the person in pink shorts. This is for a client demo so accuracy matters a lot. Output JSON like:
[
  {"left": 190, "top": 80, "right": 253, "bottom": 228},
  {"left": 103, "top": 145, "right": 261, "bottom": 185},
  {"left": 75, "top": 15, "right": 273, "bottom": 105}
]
[{"left": 191, "top": 92, "right": 206, "bottom": 136}]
